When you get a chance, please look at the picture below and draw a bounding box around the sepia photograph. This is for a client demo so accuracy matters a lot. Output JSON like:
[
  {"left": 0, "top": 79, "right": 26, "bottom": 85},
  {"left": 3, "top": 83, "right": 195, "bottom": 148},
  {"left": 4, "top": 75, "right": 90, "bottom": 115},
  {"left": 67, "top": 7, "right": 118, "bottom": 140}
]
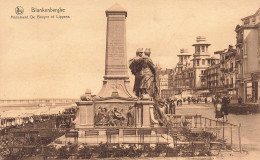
[{"left": 0, "top": 0, "right": 260, "bottom": 159}]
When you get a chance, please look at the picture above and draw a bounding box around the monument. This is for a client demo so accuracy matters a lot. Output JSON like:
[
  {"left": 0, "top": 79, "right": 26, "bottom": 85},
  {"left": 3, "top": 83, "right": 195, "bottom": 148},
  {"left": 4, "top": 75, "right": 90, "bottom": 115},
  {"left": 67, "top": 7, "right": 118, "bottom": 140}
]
[{"left": 75, "top": 4, "right": 158, "bottom": 134}]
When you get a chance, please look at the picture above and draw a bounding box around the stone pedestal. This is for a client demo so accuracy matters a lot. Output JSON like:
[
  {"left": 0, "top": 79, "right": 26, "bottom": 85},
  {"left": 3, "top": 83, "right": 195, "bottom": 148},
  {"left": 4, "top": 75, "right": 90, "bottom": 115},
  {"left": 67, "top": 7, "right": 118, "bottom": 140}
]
[
  {"left": 136, "top": 100, "right": 154, "bottom": 128},
  {"left": 75, "top": 101, "right": 94, "bottom": 128}
]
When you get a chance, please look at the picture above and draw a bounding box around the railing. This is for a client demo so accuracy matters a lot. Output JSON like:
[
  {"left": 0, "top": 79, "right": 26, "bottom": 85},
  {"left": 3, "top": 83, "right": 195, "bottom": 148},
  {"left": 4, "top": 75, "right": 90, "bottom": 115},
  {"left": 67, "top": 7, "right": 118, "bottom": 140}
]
[
  {"left": 236, "top": 74, "right": 243, "bottom": 79},
  {"left": 229, "top": 84, "right": 234, "bottom": 88},
  {"left": 0, "top": 114, "right": 242, "bottom": 159},
  {"left": 236, "top": 54, "right": 243, "bottom": 60}
]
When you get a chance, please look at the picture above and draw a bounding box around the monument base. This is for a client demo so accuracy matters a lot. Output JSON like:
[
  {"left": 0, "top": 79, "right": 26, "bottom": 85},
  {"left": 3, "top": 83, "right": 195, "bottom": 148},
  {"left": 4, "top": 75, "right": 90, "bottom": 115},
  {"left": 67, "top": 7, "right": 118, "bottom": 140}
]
[{"left": 75, "top": 96, "right": 158, "bottom": 129}]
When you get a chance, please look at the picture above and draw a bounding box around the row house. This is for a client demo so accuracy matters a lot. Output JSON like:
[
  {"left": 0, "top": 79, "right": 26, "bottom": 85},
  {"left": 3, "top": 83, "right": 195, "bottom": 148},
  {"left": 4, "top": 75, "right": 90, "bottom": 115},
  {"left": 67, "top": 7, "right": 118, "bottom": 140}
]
[{"left": 235, "top": 8, "right": 260, "bottom": 103}]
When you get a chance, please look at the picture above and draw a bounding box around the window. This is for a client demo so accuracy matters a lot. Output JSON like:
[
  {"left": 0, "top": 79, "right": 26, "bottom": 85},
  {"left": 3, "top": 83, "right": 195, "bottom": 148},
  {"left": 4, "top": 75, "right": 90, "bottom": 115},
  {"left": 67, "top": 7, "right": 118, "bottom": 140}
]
[
  {"left": 244, "top": 18, "right": 249, "bottom": 25},
  {"left": 252, "top": 17, "right": 256, "bottom": 22},
  {"left": 202, "top": 59, "right": 205, "bottom": 65},
  {"left": 196, "top": 46, "right": 200, "bottom": 53},
  {"left": 202, "top": 46, "right": 205, "bottom": 52},
  {"left": 208, "top": 59, "right": 210, "bottom": 65},
  {"left": 197, "top": 60, "right": 200, "bottom": 66}
]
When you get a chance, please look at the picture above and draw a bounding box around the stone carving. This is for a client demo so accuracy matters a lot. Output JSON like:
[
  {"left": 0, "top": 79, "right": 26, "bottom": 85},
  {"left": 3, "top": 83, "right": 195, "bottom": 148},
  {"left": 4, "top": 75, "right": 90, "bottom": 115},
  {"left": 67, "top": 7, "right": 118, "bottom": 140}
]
[
  {"left": 94, "top": 103, "right": 134, "bottom": 127},
  {"left": 129, "top": 48, "right": 158, "bottom": 98}
]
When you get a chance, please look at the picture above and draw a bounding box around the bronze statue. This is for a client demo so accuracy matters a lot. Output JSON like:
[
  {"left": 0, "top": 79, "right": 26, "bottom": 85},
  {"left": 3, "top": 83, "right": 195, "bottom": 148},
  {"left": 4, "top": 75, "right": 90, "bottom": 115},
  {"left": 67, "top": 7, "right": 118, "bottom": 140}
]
[
  {"left": 129, "top": 48, "right": 144, "bottom": 97},
  {"left": 140, "top": 48, "right": 156, "bottom": 97},
  {"left": 129, "top": 48, "right": 157, "bottom": 98}
]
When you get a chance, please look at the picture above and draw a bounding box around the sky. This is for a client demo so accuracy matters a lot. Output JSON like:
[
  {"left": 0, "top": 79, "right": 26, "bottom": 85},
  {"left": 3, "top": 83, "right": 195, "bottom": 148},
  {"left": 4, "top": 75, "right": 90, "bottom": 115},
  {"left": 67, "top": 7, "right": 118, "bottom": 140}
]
[{"left": 0, "top": 0, "right": 259, "bottom": 99}]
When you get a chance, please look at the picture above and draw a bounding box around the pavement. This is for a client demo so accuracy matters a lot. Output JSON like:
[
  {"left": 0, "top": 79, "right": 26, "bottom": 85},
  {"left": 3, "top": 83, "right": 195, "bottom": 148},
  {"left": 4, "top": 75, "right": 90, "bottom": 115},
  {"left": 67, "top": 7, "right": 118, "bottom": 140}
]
[{"left": 176, "top": 103, "right": 260, "bottom": 159}]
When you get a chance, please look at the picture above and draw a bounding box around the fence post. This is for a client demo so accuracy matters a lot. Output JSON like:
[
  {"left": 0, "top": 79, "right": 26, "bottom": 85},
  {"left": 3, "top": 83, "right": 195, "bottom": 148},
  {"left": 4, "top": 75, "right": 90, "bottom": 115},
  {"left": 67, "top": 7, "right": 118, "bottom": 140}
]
[
  {"left": 200, "top": 116, "right": 202, "bottom": 127},
  {"left": 195, "top": 114, "right": 197, "bottom": 128},
  {"left": 222, "top": 119, "right": 225, "bottom": 144},
  {"left": 238, "top": 123, "right": 242, "bottom": 152},
  {"left": 230, "top": 125, "right": 233, "bottom": 149}
]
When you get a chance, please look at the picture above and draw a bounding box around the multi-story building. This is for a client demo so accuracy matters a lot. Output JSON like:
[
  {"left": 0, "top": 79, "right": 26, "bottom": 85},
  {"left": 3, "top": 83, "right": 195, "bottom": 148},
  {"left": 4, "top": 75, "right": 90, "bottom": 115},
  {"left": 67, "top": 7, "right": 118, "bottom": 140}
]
[
  {"left": 158, "top": 68, "right": 174, "bottom": 98},
  {"left": 205, "top": 61, "right": 223, "bottom": 95},
  {"left": 213, "top": 45, "right": 237, "bottom": 98},
  {"left": 171, "top": 37, "right": 219, "bottom": 97},
  {"left": 235, "top": 8, "right": 260, "bottom": 103},
  {"left": 175, "top": 49, "right": 193, "bottom": 94},
  {"left": 191, "top": 36, "right": 219, "bottom": 96}
]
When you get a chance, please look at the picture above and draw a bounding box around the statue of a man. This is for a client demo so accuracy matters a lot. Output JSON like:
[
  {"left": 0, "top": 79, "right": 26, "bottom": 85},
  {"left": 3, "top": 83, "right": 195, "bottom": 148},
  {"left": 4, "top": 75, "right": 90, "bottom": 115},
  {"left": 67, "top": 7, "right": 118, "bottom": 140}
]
[
  {"left": 129, "top": 48, "right": 143, "bottom": 97},
  {"left": 139, "top": 48, "right": 156, "bottom": 97}
]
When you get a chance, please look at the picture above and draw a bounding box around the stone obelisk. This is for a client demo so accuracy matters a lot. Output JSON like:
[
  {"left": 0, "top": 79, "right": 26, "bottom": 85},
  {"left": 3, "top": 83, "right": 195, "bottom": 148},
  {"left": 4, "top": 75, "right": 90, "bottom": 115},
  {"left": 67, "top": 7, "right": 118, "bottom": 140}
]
[{"left": 97, "top": 3, "right": 135, "bottom": 99}]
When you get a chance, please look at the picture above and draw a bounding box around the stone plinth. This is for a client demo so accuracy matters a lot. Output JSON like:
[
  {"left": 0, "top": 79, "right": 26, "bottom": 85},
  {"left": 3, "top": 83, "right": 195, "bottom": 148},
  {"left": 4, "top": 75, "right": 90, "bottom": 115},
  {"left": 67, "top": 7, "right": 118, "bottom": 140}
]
[
  {"left": 75, "top": 101, "right": 94, "bottom": 128},
  {"left": 136, "top": 100, "right": 155, "bottom": 128}
]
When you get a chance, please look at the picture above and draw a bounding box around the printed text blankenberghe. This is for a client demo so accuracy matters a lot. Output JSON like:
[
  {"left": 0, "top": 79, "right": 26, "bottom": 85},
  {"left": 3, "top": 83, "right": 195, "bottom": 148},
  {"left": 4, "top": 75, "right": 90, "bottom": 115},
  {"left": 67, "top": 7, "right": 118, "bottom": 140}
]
[{"left": 31, "top": 7, "right": 65, "bottom": 13}]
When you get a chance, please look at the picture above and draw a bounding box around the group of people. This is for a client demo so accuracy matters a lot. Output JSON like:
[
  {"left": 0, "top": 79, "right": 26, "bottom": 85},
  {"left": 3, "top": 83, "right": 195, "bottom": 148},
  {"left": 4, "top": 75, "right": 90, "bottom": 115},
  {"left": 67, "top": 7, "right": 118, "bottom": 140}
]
[{"left": 213, "top": 95, "right": 231, "bottom": 121}]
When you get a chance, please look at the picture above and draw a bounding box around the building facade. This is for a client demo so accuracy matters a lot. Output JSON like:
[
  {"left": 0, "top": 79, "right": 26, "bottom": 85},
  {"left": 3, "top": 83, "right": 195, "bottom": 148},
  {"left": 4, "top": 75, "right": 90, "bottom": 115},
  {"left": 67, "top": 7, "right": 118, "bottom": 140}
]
[
  {"left": 158, "top": 68, "right": 174, "bottom": 98},
  {"left": 235, "top": 8, "right": 260, "bottom": 103},
  {"left": 171, "top": 37, "right": 219, "bottom": 97},
  {"left": 213, "top": 45, "right": 237, "bottom": 98}
]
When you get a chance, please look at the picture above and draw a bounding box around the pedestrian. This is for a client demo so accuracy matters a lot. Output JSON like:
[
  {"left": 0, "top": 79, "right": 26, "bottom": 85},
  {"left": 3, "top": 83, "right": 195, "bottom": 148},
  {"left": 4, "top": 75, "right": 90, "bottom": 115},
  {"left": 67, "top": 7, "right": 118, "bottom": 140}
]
[
  {"left": 165, "top": 100, "right": 169, "bottom": 114},
  {"left": 238, "top": 97, "right": 242, "bottom": 104},
  {"left": 188, "top": 97, "right": 191, "bottom": 105},
  {"left": 215, "top": 96, "right": 224, "bottom": 119},
  {"left": 222, "top": 96, "right": 229, "bottom": 121},
  {"left": 172, "top": 99, "right": 176, "bottom": 114}
]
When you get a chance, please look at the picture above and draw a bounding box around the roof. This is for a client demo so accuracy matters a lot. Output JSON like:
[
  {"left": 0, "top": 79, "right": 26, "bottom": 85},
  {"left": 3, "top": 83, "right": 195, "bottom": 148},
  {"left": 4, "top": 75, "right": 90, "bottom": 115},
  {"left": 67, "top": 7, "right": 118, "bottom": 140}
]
[
  {"left": 241, "top": 8, "right": 260, "bottom": 20},
  {"left": 106, "top": 3, "right": 126, "bottom": 12}
]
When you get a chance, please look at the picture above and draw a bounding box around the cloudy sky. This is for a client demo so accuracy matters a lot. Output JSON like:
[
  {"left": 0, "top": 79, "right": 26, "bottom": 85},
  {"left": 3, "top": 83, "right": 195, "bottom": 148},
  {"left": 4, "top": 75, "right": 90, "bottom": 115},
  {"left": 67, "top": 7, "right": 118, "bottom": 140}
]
[{"left": 0, "top": 0, "right": 259, "bottom": 99}]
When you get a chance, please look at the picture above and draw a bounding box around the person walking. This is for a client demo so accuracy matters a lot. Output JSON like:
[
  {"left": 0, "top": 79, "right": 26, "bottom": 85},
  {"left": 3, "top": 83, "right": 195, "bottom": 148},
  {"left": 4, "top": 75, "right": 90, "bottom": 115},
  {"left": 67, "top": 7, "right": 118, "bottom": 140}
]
[
  {"left": 215, "top": 96, "right": 223, "bottom": 120},
  {"left": 222, "top": 96, "right": 229, "bottom": 121}
]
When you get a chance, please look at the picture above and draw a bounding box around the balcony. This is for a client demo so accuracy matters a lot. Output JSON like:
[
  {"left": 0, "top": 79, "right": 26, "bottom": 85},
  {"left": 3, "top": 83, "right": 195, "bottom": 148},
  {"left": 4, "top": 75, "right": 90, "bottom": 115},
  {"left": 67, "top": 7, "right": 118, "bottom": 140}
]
[
  {"left": 228, "top": 84, "right": 234, "bottom": 90},
  {"left": 234, "top": 68, "right": 238, "bottom": 73},
  {"left": 220, "top": 68, "right": 225, "bottom": 72},
  {"left": 229, "top": 68, "right": 234, "bottom": 72},
  {"left": 236, "top": 74, "right": 243, "bottom": 80},
  {"left": 224, "top": 69, "right": 229, "bottom": 73},
  {"left": 236, "top": 54, "right": 243, "bottom": 61}
]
